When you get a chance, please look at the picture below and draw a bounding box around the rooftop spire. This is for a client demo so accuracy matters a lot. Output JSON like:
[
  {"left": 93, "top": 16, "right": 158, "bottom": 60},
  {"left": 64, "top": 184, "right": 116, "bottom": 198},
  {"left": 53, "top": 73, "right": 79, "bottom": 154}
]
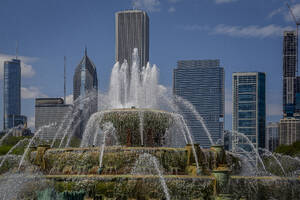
[
  {"left": 84, "top": 45, "right": 87, "bottom": 56},
  {"left": 16, "top": 40, "right": 18, "bottom": 59}
]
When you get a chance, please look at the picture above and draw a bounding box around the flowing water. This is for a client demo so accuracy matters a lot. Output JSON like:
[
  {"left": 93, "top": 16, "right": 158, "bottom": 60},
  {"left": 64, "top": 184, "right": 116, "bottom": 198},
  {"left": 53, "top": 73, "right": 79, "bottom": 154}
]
[
  {"left": 98, "top": 122, "right": 115, "bottom": 168},
  {"left": 0, "top": 128, "right": 14, "bottom": 146},
  {"left": 138, "top": 111, "right": 144, "bottom": 146},
  {"left": 230, "top": 130, "right": 267, "bottom": 173},
  {"left": 0, "top": 138, "right": 29, "bottom": 169},
  {"left": 260, "top": 148, "right": 286, "bottom": 176},
  {"left": 18, "top": 123, "right": 55, "bottom": 170},
  {"left": 131, "top": 153, "right": 171, "bottom": 200},
  {"left": 109, "top": 48, "right": 159, "bottom": 109},
  {"left": 174, "top": 96, "right": 214, "bottom": 146}
]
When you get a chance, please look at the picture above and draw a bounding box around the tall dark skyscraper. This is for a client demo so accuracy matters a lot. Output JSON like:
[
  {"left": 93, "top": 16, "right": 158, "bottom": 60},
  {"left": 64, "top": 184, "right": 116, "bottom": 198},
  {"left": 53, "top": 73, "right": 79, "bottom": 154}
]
[
  {"left": 3, "top": 58, "right": 22, "bottom": 129},
  {"left": 173, "top": 60, "right": 224, "bottom": 148},
  {"left": 283, "top": 31, "right": 297, "bottom": 116},
  {"left": 73, "top": 48, "right": 98, "bottom": 136},
  {"left": 115, "top": 10, "right": 149, "bottom": 68},
  {"left": 73, "top": 48, "right": 98, "bottom": 105}
]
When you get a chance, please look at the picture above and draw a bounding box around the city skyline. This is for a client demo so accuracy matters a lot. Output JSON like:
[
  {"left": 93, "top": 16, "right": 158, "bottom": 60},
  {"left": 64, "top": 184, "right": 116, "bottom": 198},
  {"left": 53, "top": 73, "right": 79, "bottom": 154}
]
[{"left": 0, "top": 0, "right": 299, "bottom": 130}]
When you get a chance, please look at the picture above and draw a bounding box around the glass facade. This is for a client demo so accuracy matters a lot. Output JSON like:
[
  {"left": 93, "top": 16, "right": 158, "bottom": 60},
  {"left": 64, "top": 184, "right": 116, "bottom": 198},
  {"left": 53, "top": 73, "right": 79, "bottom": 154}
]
[
  {"left": 232, "top": 72, "right": 266, "bottom": 152},
  {"left": 173, "top": 60, "right": 224, "bottom": 148},
  {"left": 283, "top": 31, "right": 297, "bottom": 116},
  {"left": 266, "top": 122, "right": 279, "bottom": 152},
  {"left": 73, "top": 49, "right": 98, "bottom": 137},
  {"left": 3, "top": 59, "right": 21, "bottom": 130}
]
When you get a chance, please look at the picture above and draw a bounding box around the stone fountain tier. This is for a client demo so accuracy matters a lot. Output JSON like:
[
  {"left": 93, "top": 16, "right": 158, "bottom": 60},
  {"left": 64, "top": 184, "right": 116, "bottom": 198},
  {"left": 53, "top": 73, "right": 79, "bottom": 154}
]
[
  {"left": 27, "top": 146, "right": 300, "bottom": 200},
  {"left": 30, "top": 145, "right": 241, "bottom": 176},
  {"left": 99, "top": 108, "right": 174, "bottom": 147}
]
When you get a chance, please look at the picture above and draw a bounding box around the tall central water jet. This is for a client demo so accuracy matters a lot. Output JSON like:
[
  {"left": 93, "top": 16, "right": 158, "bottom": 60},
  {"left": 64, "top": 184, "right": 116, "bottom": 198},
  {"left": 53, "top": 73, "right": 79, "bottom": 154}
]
[{"left": 109, "top": 48, "right": 159, "bottom": 109}]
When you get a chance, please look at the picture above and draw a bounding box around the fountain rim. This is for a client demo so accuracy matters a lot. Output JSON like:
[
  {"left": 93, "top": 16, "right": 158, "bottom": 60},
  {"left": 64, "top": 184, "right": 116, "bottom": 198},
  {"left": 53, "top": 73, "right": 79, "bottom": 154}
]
[{"left": 102, "top": 108, "right": 174, "bottom": 115}]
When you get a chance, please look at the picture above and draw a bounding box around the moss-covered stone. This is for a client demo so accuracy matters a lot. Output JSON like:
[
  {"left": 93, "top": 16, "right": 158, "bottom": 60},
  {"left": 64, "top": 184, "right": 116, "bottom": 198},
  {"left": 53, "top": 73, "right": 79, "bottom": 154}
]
[{"left": 100, "top": 109, "right": 173, "bottom": 147}]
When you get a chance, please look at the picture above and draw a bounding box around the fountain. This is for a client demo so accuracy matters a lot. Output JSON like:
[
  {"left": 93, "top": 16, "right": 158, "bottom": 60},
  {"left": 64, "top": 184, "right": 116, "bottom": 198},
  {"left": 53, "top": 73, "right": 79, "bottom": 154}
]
[{"left": 0, "top": 48, "right": 300, "bottom": 199}]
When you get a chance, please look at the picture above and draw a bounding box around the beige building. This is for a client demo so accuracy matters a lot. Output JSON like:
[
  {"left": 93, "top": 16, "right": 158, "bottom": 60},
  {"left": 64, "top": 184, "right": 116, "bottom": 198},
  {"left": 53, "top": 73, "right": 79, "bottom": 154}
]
[{"left": 279, "top": 117, "right": 300, "bottom": 145}]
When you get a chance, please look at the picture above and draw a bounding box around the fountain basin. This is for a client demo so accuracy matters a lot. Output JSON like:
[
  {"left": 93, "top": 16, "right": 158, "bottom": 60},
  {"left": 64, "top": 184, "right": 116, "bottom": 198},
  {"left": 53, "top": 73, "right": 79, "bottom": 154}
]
[
  {"left": 38, "top": 175, "right": 300, "bottom": 200},
  {"left": 45, "top": 174, "right": 215, "bottom": 200},
  {"left": 30, "top": 146, "right": 240, "bottom": 176},
  {"left": 99, "top": 108, "right": 174, "bottom": 147}
]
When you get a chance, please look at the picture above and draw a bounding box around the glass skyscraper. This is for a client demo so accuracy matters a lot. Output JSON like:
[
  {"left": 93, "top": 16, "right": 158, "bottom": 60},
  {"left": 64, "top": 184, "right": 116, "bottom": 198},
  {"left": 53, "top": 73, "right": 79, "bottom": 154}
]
[
  {"left": 73, "top": 48, "right": 98, "bottom": 137},
  {"left": 232, "top": 72, "right": 266, "bottom": 152},
  {"left": 283, "top": 31, "right": 298, "bottom": 116},
  {"left": 173, "top": 60, "right": 224, "bottom": 148},
  {"left": 115, "top": 10, "right": 149, "bottom": 68},
  {"left": 3, "top": 58, "right": 21, "bottom": 130},
  {"left": 266, "top": 122, "right": 279, "bottom": 152}
]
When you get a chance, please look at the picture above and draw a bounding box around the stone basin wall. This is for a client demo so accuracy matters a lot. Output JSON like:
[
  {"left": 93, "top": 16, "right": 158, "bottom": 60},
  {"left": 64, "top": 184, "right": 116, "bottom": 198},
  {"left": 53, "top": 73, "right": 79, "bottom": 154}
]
[
  {"left": 30, "top": 146, "right": 241, "bottom": 176},
  {"left": 228, "top": 176, "right": 300, "bottom": 200},
  {"left": 46, "top": 175, "right": 215, "bottom": 200}
]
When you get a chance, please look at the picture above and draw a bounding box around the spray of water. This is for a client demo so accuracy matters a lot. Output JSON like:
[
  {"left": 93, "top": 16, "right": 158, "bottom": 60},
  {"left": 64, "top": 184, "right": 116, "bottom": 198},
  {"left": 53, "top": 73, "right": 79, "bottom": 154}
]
[
  {"left": 99, "top": 122, "right": 116, "bottom": 168},
  {"left": 18, "top": 123, "right": 55, "bottom": 170},
  {"left": 230, "top": 130, "right": 267, "bottom": 173},
  {"left": 108, "top": 48, "right": 159, "bottom": 109},
  {"left": 131, "top": 153, "right": 171, "bottom": 200},
  {"left": 0, "top": 138, "right": 29, "bottom": 169},
  {"left": 0, "top": 129, "right": 14, "bottom": 146},
  {"left": 174, "top": 96, "right": 214, "bottom": 145},
  {"left": 260, "top": 148, "right": 286, "bottom": 176}
]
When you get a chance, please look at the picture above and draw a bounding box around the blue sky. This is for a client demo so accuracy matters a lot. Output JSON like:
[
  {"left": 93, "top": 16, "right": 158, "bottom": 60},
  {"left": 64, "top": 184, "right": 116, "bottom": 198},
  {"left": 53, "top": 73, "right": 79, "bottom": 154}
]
[{"left": 0, "top": 0, "right": 299, "bottom": 130}]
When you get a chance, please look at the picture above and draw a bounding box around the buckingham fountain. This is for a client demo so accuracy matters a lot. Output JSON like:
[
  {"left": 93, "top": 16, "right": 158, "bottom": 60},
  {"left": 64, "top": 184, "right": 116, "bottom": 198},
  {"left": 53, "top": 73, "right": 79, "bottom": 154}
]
[{"left": 0, "top": 49, "right": 300, "bottom": 199}]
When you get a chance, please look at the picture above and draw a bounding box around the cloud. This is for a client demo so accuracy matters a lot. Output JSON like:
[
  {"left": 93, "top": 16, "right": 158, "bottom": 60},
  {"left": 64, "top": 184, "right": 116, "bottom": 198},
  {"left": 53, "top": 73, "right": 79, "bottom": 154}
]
[
  {"left": 180, "top": 24, "right": 294, "bottom": 38},
  {"left": 268, "top": 3, "right": 300, "bottom": 22},
  {"left": 132, "top": 0, "right": 160, "bottom": 12},
  {"left": 168, "top": 6, "right": 176, "bottom": 13},
  {"left": 284, "top": 3, "right": 300, "bottom": 22},
  {"left": 213, "top": 24, "right": 293, "bottom": 38},
  {"left": 21, "top": 86, "right": 48, "bottom": 99},
  {"left": 168, "top": 0, "right": 181, "bottom": 3},
  {"left": 178, "top": 24, "right": 210, "bottom": 31},
  {"left": 65, "top": 94, "right": 73, "bottom": 105},
  {"left": 215, "top": 0, "right": 238, "bottom": 4},
  {"left": 0, "top": 53, "right": 36, "bottom": 79},
  {"left": 268, "top": 7, "right": 285, "bottom": 19}
]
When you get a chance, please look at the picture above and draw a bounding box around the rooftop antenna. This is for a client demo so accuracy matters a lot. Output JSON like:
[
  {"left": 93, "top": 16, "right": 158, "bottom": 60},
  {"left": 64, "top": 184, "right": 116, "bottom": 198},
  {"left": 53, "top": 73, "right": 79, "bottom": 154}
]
[
  {"left": 16, "top": 40, "right": 18, "bottom": 59},
  {"left": 84, "top": 45, "right": 87, "bottom": 56},
  {"left": 287, "top": 2, "right": 300, "bottom": 73},
  {"left": 64, "top": 56, "right": 66, "bottom": 104}
]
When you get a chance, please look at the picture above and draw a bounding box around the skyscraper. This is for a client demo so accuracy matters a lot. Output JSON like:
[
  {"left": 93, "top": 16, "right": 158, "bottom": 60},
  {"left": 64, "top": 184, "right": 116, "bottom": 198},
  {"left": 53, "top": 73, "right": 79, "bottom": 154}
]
[
  {"left": 73, "top": 48, "right": 98, "bottom": 136},
  {"left": 115, "top": 10, "right": 149, "bottom": 68},
  {"left": 283, "top": 31, "right": 297, "bottom": 117},
  {"left": 3, "top": 58, "right": 21, "bottom": 129},
  {"left": 266, "top": 122, "right": 279, "bottom": 152},
  {"left": 173, "top": 60, "right": 224, "bottom": 148},
  {"left": 232, "top": 72, "right": 266, "bottom": 152},
  {"left": 35, "top": 98, "right": 72, "bottom": 141},
  {"left": 279, "top": 117, "right": 300, "bottom": 145}
]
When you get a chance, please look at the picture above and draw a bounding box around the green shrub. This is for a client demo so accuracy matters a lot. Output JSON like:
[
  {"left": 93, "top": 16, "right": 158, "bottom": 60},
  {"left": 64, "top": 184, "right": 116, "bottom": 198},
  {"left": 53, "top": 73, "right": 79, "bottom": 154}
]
[
  {"left": 275, "top": 141, "right": 300, "bottom": 156},
  {"left": 0, "top": 145, "right": 11, "bottom": 155}
]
